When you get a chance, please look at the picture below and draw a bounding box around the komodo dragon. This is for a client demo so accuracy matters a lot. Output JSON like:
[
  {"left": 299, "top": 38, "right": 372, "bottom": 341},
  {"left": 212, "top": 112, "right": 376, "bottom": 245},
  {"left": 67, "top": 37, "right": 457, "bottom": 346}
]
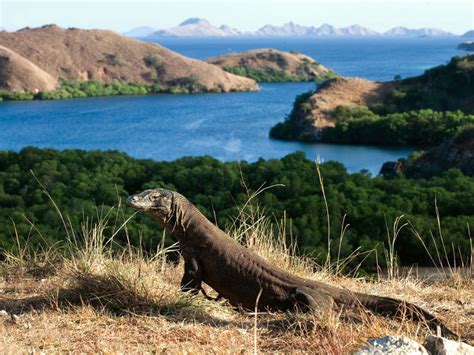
[{"left": 127, "top": 188, "right": 456, "bottom": 337}]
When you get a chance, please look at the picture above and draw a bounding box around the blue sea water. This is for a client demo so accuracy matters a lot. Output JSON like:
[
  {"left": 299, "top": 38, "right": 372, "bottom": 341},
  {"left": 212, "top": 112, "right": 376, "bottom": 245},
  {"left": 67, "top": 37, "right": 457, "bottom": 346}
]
[
  {"left": 154, "top": 37, "right": 461, "bottom": 81},
  {"left": 0, "top": 37, "right": 463, "bottom": 175}
]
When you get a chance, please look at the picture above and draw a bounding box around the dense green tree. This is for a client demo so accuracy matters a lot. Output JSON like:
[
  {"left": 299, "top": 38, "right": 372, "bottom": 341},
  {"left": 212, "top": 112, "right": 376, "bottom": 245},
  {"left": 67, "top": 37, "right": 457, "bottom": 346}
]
[{"left": 0, "top": 148, "right": 472, "bottom": 269}]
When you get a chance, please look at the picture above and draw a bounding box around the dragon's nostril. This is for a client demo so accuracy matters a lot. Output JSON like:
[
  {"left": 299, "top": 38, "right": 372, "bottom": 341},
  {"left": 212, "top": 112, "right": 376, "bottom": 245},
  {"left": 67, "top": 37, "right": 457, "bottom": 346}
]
[{"left": 126, "top": 195, "right": 138, "bottom": 205}]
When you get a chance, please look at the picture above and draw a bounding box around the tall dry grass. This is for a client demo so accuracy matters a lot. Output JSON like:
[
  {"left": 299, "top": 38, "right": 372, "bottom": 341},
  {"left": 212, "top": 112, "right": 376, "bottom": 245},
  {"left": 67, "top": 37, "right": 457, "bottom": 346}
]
[{"left": 0, "top": 172, "right": 472, "bottom": 353}]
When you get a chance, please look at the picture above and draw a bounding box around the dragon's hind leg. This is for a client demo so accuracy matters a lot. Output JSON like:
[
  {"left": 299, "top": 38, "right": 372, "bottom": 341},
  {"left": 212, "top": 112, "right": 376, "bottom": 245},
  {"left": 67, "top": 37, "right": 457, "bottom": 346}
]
[{"left": 290, "top": 286, "right": 335, "bottom": 313}]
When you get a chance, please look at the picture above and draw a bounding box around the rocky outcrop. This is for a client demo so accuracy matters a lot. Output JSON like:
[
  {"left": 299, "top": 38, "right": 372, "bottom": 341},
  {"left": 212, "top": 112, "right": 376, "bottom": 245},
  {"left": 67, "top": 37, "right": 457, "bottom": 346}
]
[
  {"left": 354, "top": 335, "right": 474, "bottom": 355},
  {"left": 425, "top": 335, "right": 474, "bottom": 355},
  {"left": 354, "top": 336, "right": 429, "bottom": 354},
  {"left": 207, "top": 48, "right": 337, "bottom": 82},
  {"left": 0, "top": 25, "right": 258, "bottom": 93},
  {"left": 405, "top": 127, "right": 474, "bottom": 179},
  {"left": 0, "top": 45, "right": 58, "bottom": 93}
]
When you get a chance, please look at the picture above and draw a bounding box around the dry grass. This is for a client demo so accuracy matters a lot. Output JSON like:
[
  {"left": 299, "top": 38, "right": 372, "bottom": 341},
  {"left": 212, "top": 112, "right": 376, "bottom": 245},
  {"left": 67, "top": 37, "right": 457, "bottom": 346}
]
[{"left": 0, "top": 195, "right": 473, "bottom": 353}]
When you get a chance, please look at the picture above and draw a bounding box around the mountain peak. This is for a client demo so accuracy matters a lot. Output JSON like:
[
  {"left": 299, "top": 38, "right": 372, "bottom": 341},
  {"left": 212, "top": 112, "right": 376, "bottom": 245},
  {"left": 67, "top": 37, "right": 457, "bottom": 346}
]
[{"left": 179, "top": 18, "right": 210, "bottom": 26}]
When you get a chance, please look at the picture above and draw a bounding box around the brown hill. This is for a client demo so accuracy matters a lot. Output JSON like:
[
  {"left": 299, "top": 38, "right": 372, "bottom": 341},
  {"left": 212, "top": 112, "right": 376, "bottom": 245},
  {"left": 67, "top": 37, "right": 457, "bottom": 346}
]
[
  {"left": 0, "top": 25, "right": 258, "bottom": 93},
  {"left": 0, "top": 45, "right": 58, "bottom": 93},
  {"left": 271, "top": 55, "right": 474, "bottom": 141},
  {"left": 303, "top": 77, "right": 391, "bottom": 134},
  {"left": 207, "top": 48, "right": 337, "bottom": 82},
  {"left": 405, "top": 127, "right": 474, "bottom": 178}
]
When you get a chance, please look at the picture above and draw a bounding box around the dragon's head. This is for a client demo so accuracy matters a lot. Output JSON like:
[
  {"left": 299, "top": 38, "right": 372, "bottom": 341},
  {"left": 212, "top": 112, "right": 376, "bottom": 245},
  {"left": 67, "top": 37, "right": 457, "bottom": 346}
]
[{"left": 127, "top": 188, "right": 175, "bottom": 220}]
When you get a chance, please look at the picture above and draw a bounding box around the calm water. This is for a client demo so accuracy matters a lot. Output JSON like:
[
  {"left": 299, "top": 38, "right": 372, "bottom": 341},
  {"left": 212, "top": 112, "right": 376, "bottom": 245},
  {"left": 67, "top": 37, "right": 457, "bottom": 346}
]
[
  {"left": 153, "top": 37, "right": 462, "bottom": 81},
  {"left": 0, "top": 37, "right": 463, "bottom": 175}
]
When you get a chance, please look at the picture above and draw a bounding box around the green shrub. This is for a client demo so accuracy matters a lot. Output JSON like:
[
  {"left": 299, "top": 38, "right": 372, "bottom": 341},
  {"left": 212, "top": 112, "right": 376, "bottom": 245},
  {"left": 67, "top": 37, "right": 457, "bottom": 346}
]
[{"left": 323, "top": 108, "right": 474, "bottom": 146}]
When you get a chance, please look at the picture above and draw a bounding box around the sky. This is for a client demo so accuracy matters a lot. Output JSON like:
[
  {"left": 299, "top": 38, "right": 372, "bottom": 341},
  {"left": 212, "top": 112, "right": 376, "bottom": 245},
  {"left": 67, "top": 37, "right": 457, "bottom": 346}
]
[{"left": 0, "top": 0, "right": 473, "bottom": 34}]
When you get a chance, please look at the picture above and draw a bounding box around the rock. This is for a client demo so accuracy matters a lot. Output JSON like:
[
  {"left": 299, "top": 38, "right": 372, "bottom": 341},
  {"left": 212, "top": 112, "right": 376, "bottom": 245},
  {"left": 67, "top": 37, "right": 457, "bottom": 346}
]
[
  {"left": 425, "top": 335, "right": 474, "bottom": 355},
  {"left": 354, "top": 336, "right": 429, "bottom": 354},
  {"left": 0, "top": 310, "right": 9, "bottom": 317}
]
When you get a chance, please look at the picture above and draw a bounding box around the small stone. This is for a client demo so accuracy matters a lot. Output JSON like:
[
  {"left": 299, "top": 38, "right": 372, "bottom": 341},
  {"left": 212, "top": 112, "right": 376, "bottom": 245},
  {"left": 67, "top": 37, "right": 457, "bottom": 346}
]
[
  {"left": 354, "top": 335, "right": 429, "bottom": 355},
  {"left": 0, "top": 310, "right": 9, "bottom": 317},
  {"left": 425, "top": 335, "right": 474, "bottom": 355}
]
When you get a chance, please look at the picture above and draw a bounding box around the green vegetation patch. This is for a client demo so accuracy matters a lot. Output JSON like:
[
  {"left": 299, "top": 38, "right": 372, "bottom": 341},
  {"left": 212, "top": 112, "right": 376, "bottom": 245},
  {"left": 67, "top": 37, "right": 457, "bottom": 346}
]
[
  {"left": 322, "top": 107, "right": 474, "bottom": 146},
  {"left": 223, "top": 66, "right": 337, "bottom": 83},
  {"left": 375, "top": 55, "right": 474, "bottom": 114},
  {"left": 0, "top": 76, "right": 212, "bottom": 102},
  {"left": 0, "top": 148, "right": 472, "bottom": 268},
  {"left": 270, "top": 91, "right": 315, "bottom": 140}
]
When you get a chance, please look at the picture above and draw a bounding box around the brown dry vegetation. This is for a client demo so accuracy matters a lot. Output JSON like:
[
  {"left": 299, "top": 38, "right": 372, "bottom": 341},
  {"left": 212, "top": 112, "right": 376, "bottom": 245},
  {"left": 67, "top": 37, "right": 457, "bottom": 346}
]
[
  {"left": 0, "top": 25, "right": 258, "bottom": 93},
  {"left": 0, "top": 200, "right": 472, "bottom": 353},
  {"left": 0, "top": 45, "right": 58, "bottom": 92},
  {"left": 297, "top": 77, "right": 393, "bottom": 137}
]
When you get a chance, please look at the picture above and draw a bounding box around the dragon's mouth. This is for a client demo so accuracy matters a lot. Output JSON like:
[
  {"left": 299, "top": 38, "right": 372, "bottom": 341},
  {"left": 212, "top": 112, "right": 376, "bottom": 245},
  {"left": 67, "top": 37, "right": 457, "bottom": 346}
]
[{"left": 126, "top": 195, "right": 148, "bottom": 211}]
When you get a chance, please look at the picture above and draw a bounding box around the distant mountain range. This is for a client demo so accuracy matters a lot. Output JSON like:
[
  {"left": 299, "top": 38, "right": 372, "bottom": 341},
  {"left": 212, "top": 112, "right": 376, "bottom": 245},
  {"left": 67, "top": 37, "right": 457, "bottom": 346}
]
[
  {"left": 125, "top": 18, "right": 464, "bottom": 38},
  {"left": 256, "top": 22, "right": 380, "bottom": 37},
  {"left": 383, "top": 26, "right": 453, "bottom": 37}
]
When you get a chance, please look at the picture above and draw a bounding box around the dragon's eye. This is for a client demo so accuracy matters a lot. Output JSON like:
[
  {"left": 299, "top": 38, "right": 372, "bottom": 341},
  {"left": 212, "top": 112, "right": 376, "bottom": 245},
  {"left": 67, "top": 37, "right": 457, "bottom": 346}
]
[{"left": 149, "top": 194, "right": 160, "bottom": 201}]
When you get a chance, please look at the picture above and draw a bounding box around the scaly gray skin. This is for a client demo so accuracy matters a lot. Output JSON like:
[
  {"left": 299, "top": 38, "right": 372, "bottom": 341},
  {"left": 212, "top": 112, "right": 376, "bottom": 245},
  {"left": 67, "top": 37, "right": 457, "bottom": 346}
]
[{"left": 127, "top": 188, "right": 456, "bottom": 337}]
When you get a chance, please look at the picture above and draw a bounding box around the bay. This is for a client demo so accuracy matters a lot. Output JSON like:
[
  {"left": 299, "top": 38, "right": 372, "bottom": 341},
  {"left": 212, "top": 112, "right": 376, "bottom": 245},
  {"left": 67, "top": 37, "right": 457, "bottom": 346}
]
[{"left": 0, "top": 37, "right": 462, "bottom": 175}]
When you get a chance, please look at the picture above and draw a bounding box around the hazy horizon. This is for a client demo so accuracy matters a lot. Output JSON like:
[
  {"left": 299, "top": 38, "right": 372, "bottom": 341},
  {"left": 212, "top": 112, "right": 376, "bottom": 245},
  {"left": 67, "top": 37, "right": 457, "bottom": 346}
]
[{"left": 1, "top": 0, "right": 473, "bottom": 34}]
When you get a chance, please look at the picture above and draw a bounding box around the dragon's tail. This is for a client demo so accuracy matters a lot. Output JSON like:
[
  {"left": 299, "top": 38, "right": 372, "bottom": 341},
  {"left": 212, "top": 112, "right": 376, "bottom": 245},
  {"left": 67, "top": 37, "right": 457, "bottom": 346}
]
[{"left": 336, "top": 291, "right": 457, "bottom": 338}]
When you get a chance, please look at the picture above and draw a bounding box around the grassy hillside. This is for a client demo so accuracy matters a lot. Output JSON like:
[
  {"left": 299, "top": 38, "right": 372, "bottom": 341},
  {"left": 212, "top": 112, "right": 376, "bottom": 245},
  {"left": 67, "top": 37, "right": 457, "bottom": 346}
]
[
  {"left": 0, "top": 148, "right": 472, "bottom": 267},
  {"left": 270, "top": 55, "right": 474, "bottom": 144}
]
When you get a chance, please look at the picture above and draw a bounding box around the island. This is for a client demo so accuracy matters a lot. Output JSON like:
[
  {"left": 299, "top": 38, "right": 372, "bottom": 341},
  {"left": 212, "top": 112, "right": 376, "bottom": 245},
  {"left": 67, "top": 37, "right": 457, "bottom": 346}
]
[
  {"left": 0, "top": 25, "right": 258, "bottom": 101},
  {"left": 270, "top": 55, "right": 474, "bottom": 147},
  {"left": 207, "top": 48, "right": 338, "bottom": 83},
  {"left": 458, "top": 42, "right": 474, "bottom": 51}
]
